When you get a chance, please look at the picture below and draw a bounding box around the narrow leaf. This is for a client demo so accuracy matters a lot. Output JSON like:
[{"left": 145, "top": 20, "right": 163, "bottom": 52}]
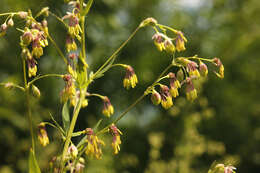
[
  {"left": 29, "top": 149, "right": 41, "bottom": 173},
  {"left": 82, "top": 0, "right": 94, "bottom": 16},
  {"left": 62, "top": 101, "right": 70, "bottom": 134}
]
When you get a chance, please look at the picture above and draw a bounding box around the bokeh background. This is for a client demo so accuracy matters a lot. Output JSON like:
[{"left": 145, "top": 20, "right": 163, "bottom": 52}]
[{"left": 0, "top": 0, "right": 260, "bottom": 172}]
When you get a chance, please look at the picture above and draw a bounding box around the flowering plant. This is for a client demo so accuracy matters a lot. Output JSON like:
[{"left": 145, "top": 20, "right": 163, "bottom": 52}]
[{"left": 0, "top": 0, "right": 233, "bottom": 172}]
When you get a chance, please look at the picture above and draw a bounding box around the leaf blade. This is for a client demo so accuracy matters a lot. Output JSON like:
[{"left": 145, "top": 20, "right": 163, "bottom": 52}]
[{"left": 29, "top": 149, "right": 41, "bottom": 173}]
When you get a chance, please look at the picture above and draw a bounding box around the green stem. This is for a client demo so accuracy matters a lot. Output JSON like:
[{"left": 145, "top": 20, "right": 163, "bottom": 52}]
[
  {"left": 157, "top": 24, "right": 178, "bottom": 34},
  {"left": 91, "top": 26, "right": 141, "bottom": 81},
  {"left": 0, "top": 82, "right": 25, "bottom": 91},
  {"left": 22, "top": 59, "right": 35, "bottom": 151},
  {"left": 0, "top": 12, "right": 16, "bottom": 16},
  {"left": 61, "top": 90, "right": 85, "bottom": 170},
  {"left": 28, "top": 74, "right": 63, "bottom": 86},
  {"left": 47, "top": 34, "right": 68, "bottom": 65}
]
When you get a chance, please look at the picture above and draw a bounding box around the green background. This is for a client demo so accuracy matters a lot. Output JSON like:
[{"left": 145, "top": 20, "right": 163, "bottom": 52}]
[{"left": 0, "top": 0, "right": 259, "bottom": 172}]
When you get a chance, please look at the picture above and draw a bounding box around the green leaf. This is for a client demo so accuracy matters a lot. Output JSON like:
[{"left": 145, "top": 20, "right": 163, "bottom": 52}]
[
  {"left": 62, "top": 101, "right": 70, "bottom": 134},
  {"left": 82, "top": 0, "right": 94, "bottom": 16},
  {"left": 29, "top": 149, "right": 41, "bottom": 173}
]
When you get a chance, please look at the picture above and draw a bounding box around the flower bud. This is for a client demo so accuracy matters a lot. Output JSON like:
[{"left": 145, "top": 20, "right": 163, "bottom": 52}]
[
  {"left": 32, "top": 84, "right": 41, "bottom": 98},
  {"left": 18, "top": 11, "right": 28, "bottom": 19},
  {"left": 7, "top": 18, "right": 14, "bottom": 27},
  {"left": 38, "top": 123, "right": 49, "bottom": 147},
  {"left": 151, "top": 90, "right": 161, "bottom": 105},
  {"left": 164, "top": 39, "right": 175, "bottom": 54},
  {"left": 199, "top": 61, "right": 208, "bottom": 77},
  {"left": 177, "top": 69, "right": 184, "bottom": 81},
  {"left": 0, "top": 23, "right": 8, "bottom": 33}
]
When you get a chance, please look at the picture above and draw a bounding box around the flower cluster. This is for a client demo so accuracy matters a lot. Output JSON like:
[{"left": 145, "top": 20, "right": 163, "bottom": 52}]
[
  {"left": 85, "top": 128, "right": 105, "bottom": 159},
  {"left": 109, "top": 124, "right": 122, "bottom": 154},
  {"left": 18, "top": 14, "right": 49, "bottom": 77}
]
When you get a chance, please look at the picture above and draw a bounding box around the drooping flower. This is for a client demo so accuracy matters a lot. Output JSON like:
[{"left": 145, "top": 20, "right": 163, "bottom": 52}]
[
  {"left": 152, "top": 33, "right": 165, "bottom": 52},
  {"left": 123, "top": 65, "right": 138, "bottom": 89},
  {"left": 175, "top": 31, "right": 187, "bottom": 52},
  {"left": 32, "top": 39, "right": 43, "bottom": 58},
  {"left": 60, "top": 74, "right": 76, "bottom": 103},
  {"left": 185, "top": 78, "right": 197, "bottom": 102},
  {"left": 27, "top": 58, "right": 37, "bottom": 78},
  {"left": 187, "top": 60, "right": 200, "bottom": 78},
  {"left": 66, "top": 36, "right": 77, "bottom": 52},
  {"left": 168, "top": 72, "right": 181, "bottom": 98},
  {"left": 63, "top": 12, "right": 82, "bottom": 39},
  {"left": 85, "top": 128, "right": 105, "bottom": 159},
  {"left": 199, "top": 61, "right": 208, "bottom": 77},
  {"left": 213, "top": 57, "right": 224, "bottom": 78},
  {"left": 164, "top": 39, "right": 175, "bottom": 54},
  {"left": 151, "top": 89, "right": 161, "bottom": 105},
  {"left": 102, "top": 96, "right": 114, "bottom": 117},
  {"left": 160, "top": 85, "right": 173, "bottom": 109},
  {"left": 37, "top": 123, "right": 49, "bottom": 147},
  {"left": 109, "top": 124, "right": 122, "bottom": 155}
]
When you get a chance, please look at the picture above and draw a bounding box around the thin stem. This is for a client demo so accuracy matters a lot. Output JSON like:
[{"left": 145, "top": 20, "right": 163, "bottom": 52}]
[
  {"left": 28, "top": 74, "right": 63, "bottom": 86},
  {"left": 187, "top": 56, "right": 214, "bottom": 62},
  {"left": 0, "top": 82, "right": 25, "bottom": 91},
  {"left": 91, "top": 26, "right": 141, "bottom": 81},
  {"left": 0, "top": 12, "right": 16, "bottom": 16},
  {"left": 157, "top": 24, "right": 178, "bottom": 34},
  {"left": 47, "top": 34, "right": 68, "bottom": 65},
  {"left": 49, "top": 12, "right": 69, "bottom": 28},
  {"left": 87, "top": 93, "right": 105, "bottom": 99},
  {"left": 22, "top": 59, "right": 35, "bottom": 151}
]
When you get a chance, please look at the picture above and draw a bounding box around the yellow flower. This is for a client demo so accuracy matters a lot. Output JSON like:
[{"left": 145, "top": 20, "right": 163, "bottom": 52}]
[
  {"left": 185, "top": 78, "right": 197, "bottom": 102},
  {"left": 123, "top": 66, "right": 138, "bottom": 89},
  {"left": 175, "top": 31, "right": 187, "bottom": 52},
  {"left": 187, "top": 61, "right": 200, "bottom": 78},
  {"left": 102, "top": 96, "right": 114, "bottom": 117},
  {"left": 213, "top": 58, "right": 224, "bottom": 78},
  {"left": 66, "top": 36, "right": 77, "bottom": 52},
  {"left": 160, "top": 85, "right": 173, "bottom": 109},
  {"left": 151, "top": 89, "right": 161, "bottom": 105},
  {"left": 85, "top": 128, "right": 105, "bottom": 159},
  {"left": 168, "top": 72, "right": 181, "bottom": 98},
  {"left": 37, "top": 123, "right": 49, "bottom": 147},
  {"left": 109, "top": 124, "right": 123, "bottom": 155},
  {"left": 27, "top": 59, "right": 37, "bottom": 78},
  {"left": 199, "top": 61, "right": 208, "bottom": 77}
]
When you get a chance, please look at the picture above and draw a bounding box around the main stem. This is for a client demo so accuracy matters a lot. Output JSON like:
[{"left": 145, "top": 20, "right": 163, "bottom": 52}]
[
  {"left": 22, "top": 59, "right": 35, "bottom": 152},
  {"left": 61, "top": 90, "right": 85, "bottom": 168}
]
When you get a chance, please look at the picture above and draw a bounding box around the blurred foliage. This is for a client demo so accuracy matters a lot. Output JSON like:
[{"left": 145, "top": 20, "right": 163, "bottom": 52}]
[{"left": 0, "top": 0, "right": 260, "bottom": 172}]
